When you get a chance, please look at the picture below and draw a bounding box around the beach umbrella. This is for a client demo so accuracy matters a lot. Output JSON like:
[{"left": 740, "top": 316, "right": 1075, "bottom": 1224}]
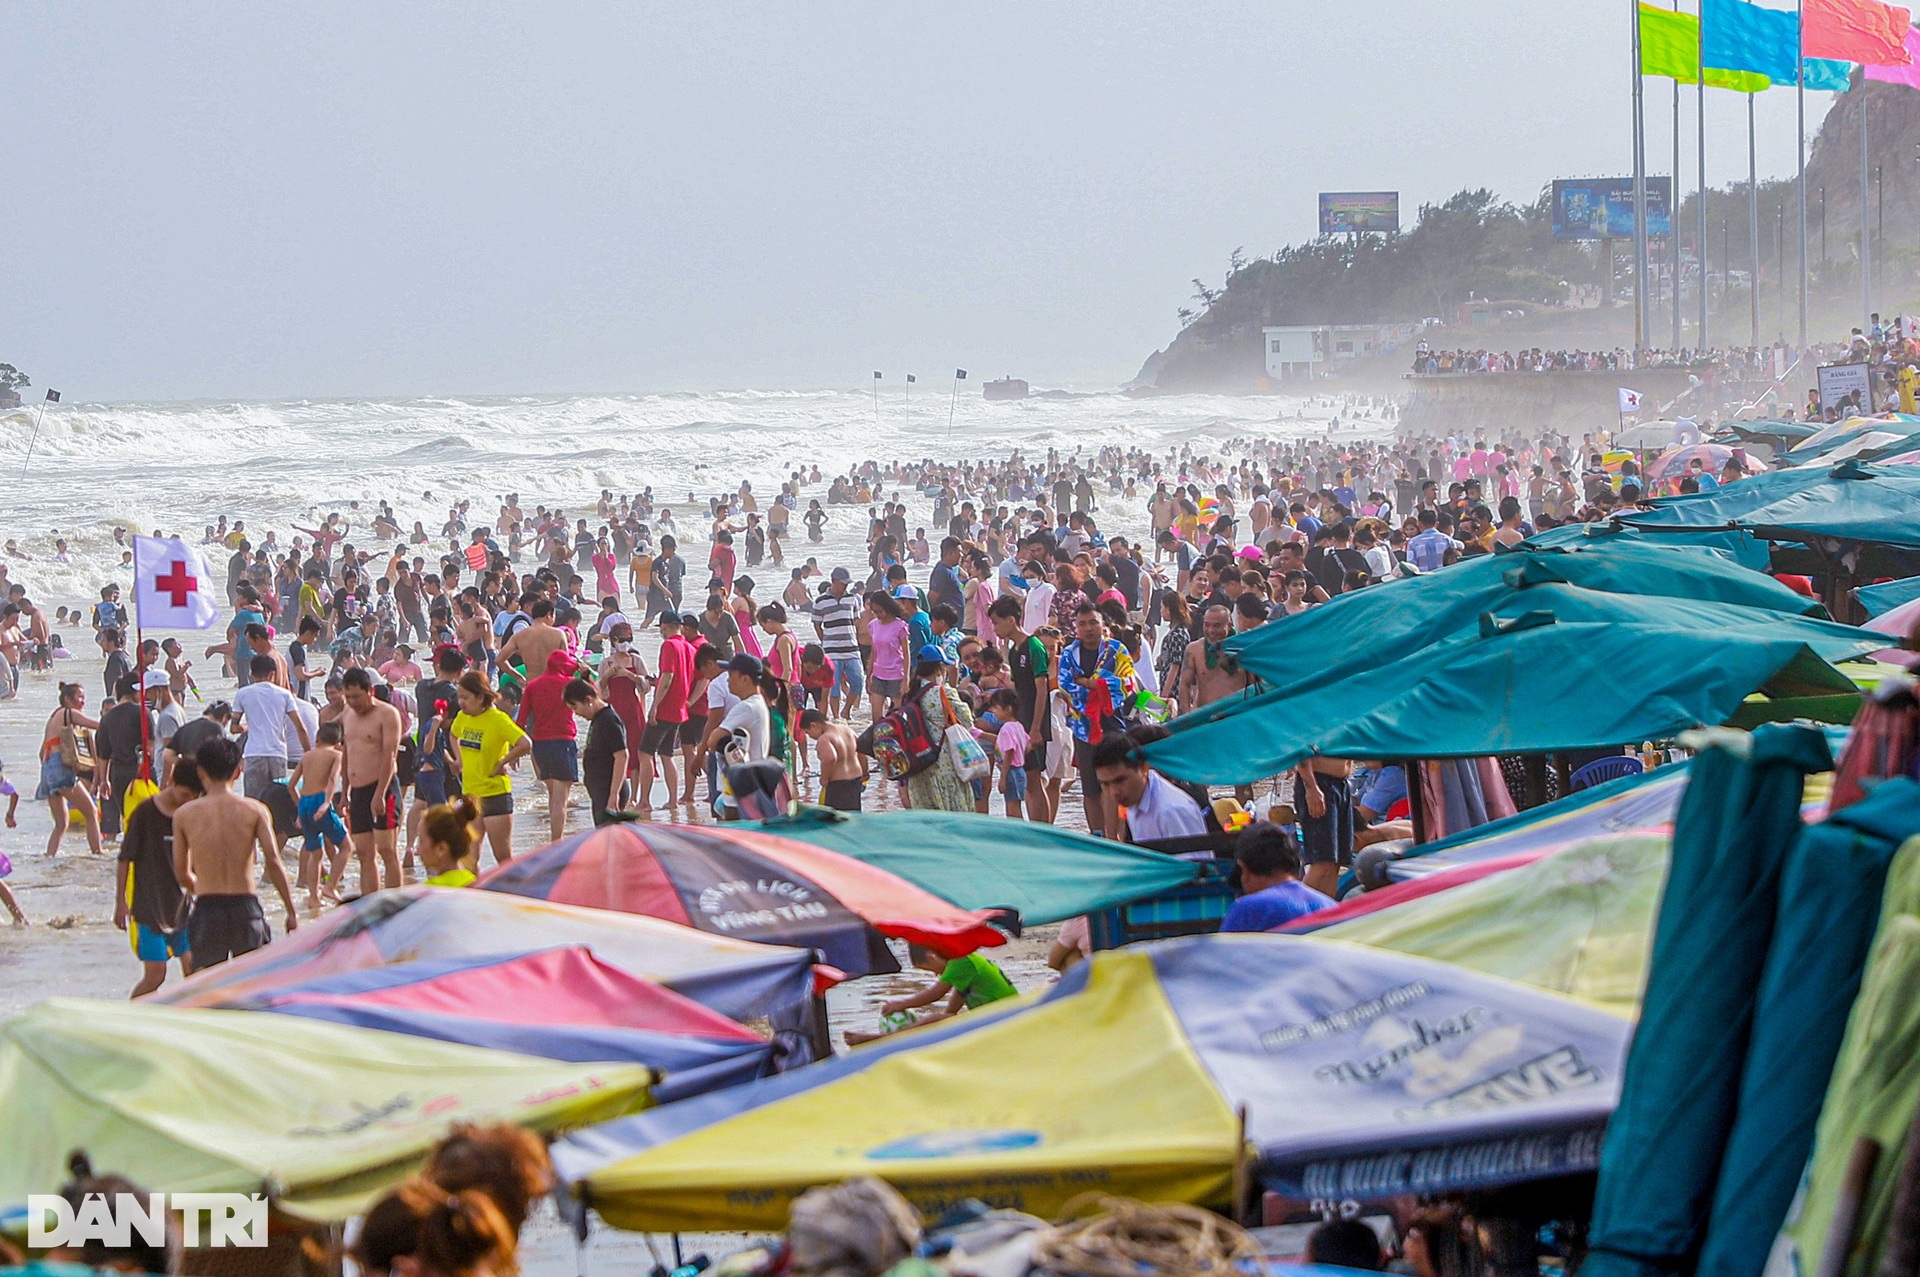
[
  {"left": 1304, "top": 833, "right": 1671, "bottom": 1018},
  {"left": 1584, "top": 724, "right": 1833, "bottom": 1277},
  {"left": 154, "top": 886, "right": 822, "bottom": 1027},
  {"left": 242, "top": 946, "right": 777, "bottom": 1103},
  {"left": 1643, "top": 443, "right": 1735, "bottom": 491},
  {"left": 1695, "top": 778, "right": 1920, "bottom": 1277},
  {"left": 1225, "top": 545, "right": 1829, "bottom": 692},
  {"left": 550, "top": 934, "right": 1631, "bottom": 1233},
  {"left": 744, "top": 807, "right": 1200, "bottom": 925},
  {"left": 1775, "top": 834, "right": 1920, "bottom": 1277},
  {"left": 1625, "top": 461, "right": 1920, "bottom": 549},
  {"left": 1384, "top": 762, "right": 1690, "bottom": 882},
  {"left": 0, "top": 998, "right": 650, "bottom": 1222},
  {"left": 1857, "top": 575, "right": 1920, "bottom": 617},
  {"left": 1773, "top": 414, "right": 1918, "bottom": 466},
  {"left": 1145, "top": 605, "right": 1880, "bottom": 787},
  {"left": 1520, "top": 520, "right": 1773, "bottom": 568},
  {"left": 477, "top": 822, "right": 1007, "bottom": 978}
]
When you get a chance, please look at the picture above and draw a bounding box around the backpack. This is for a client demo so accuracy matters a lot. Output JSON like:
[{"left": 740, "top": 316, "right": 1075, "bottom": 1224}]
[{"left": 862, "top": 698, "right": 940, "bottom": 780}]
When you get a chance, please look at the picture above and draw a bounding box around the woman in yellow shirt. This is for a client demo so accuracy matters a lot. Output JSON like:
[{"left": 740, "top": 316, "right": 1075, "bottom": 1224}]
[{"left": 446, "top": 671, "right": 531, "bottom": 868}]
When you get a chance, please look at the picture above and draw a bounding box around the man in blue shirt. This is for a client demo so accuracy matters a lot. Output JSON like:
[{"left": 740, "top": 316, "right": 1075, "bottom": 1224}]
[
  {"left": 1219, "top": 822, "right": 1335, "bottom": 932},
  {"left": 1405, "top": 508, "right": 1455, "bottom": 574}
]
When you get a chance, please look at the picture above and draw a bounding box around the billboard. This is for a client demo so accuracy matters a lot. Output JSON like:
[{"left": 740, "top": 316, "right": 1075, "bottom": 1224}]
[
  {"left": 1550, "top": 177, "right": 1673, "bottom": 240},
  {"left": 1319, "top": 192, "right": 1400, "bottom": 235}
]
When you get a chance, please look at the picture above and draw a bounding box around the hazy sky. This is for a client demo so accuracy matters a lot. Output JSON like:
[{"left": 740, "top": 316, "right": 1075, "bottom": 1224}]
[{"left": 1, "top": 2, "right": 1838, "bottom": 401}]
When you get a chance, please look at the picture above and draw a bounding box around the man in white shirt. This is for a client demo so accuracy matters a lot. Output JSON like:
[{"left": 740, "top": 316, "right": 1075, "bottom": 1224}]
[
  {"left": 1089, "top": 733, "right": 1208, "bottom": 844},
  {"left": 703, "top": 653, "right": 770, "bottom": 767},
  {"left": 230, "top": 654, "right": 312, "bottom": 802}
]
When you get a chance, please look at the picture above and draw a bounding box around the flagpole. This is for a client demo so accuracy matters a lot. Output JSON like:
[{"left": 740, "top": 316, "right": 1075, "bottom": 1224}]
[
  {"left": 1861, "top": 69, "right": 1873, "bottom": 327},
  {"left": 873, "top": 372, "right": 881, "bottom": 427},
  {"left": 1633, "top": 0, "right": 1651, "bottom": 351},
  {"left": 1749, "top": 89, "right": 1761, "bottom": 346},
  {"left": 18, "top": 395, "right": 50, "bottom": 480},
  {"left": 1674, "top": 8, "right": 1685, "bottom": 349},
  {"left": 1698, "top": 0, "right": 1709, "bottom": 349},
  {"left": 1798, "top": 6, "right": 1810, "bottom": 350},
  {"left": 948, "top": 370, "right": 962, "bottom": 437}
]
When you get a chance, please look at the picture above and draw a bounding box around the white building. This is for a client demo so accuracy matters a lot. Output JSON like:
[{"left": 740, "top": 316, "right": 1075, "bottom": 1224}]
[{"left": 1263, "top": 323, "right": 1417, "bottom": 382}]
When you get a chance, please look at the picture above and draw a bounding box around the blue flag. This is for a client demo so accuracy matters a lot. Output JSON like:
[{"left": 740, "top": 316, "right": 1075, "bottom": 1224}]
[
  {"left": 1703, "top": 0, "right": 1799, "bottom": 83},
  {"left": 1804, "top": 58, "right": 1854, "bottom": 91}
]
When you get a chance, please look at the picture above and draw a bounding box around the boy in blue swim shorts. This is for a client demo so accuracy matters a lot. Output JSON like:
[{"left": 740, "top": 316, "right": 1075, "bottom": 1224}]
[{"left": 289, "top": 721, "right": 347, "bottom": 906}]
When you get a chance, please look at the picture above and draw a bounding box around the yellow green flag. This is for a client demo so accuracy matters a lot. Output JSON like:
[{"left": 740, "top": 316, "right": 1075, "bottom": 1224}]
[{"left": 1641, "top": 2, "right": 1772, "bottom": 91}]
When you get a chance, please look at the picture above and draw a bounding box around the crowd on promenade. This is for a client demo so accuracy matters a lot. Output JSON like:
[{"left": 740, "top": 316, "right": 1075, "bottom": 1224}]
[{"left": 1410, "top": 342, "right": 1788, "bottom": 378}]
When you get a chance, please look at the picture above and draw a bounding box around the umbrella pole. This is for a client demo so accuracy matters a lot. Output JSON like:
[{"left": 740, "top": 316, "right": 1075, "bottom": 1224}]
[
  {"left": 1816, "top": 1136, "right": 1883, "bottom": 1277},
  {"left": 1553, "top": 753, "right": 1573, "bottom": 802},
  {"left": 1405, "top": 759, "right": 1428, "bottom": 846},
  {"left": 1231, "top": 1104, "right": 1255, "bottom": 1226}
]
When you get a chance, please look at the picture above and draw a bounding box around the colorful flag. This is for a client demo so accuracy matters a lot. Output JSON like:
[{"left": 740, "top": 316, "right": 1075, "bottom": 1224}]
[
  {"left": 1805, "top": 57, "right": 1859, "bottom": 89},
  {"left": 1641, "top": 4, "right": 1773, "bottom": 90},
  {"left": 1704, "top": 0, "right": 1802, "bottom": 82},
  {"left": 133, "top": 535, "right": 220, "bottom": 630},
  {"left": 1804, "top": 0, "right": 1912, "bottom": 64},
  {"left": 1866, "top": 26, "right": 1920, "bottom": 85}
]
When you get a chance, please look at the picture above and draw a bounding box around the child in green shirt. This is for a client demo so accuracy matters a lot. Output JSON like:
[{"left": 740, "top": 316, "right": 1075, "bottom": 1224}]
[{"left": 846, "top": 943, "right": 1017, "bottom": 1045}]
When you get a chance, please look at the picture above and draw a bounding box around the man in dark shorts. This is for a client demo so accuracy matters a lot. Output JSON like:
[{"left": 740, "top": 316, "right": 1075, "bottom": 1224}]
[
  {"left": 989, "top": 597, "right": 1053, "bottom": 825},
  {"left": 564, "top": 678, "right": 628, "bottom": 826},
  {"left": 1294, "top": 757, "right": 1356, "bottom": 897},
  {"left": 641, "top": 612, "right": 693, "bottom": 803},
  {"left": 115, "top": 761, "right": 204, "bottom": 997},
  {"left": 172, "top": 737, "right": 298, "bottom": 969},
  {"left": 339, "top": 668, "right": 404, "bottom": 893}
]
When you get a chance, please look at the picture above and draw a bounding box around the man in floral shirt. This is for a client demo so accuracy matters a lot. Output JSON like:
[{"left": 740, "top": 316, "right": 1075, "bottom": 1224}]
[{"left": 1056, "top": 601, "right": 1134, "bottom": 837}]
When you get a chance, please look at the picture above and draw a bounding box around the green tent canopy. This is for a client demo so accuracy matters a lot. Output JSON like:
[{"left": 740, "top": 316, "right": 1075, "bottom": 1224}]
[
  {"left": 0, "top": 998, "right": 652, "bottom": 1222},
  {"left": 1777, "top": 833, "right": 1920, "bottom": 1277},
  {"left": 746, "top": 807, "right": 1198, "bottom": 925},
  {"left": 1856, "top": 575, "right": 1920, "bottom": 617},
  {"left": 1225, "top": 544, "right": 1827, "bottom": 691},
  {"left": 1624, "top": 461, "right": 1920, "bottom": 549},
  {"left": 1144, "top": 604, "right": 1883, "bottom": 786},
  {"left": 1519, "top": 520, "right": 1773, "bottom": 570}
]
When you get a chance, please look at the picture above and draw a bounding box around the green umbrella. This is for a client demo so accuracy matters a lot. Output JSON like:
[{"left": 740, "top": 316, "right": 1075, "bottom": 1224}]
[
  {"left": 744, "top": 807, "right": 1198, "bottom": 925},
  {"left": 1625, "top": 461, "right": 1920, "bottom": 549},
  {"left": 1227, "top": 544, "right": 1828, "bottom": 689},
  {"left": 1778, "top": 834, "right": 1920, "bottom": 1277},
  {"left": 1695, "top": 778, "right": 1920, "bottom": 1277},
  {"left": 1584, "top": 724, "right": 1834, "bottom": 1277},
  {"left": 1144, "top": 603, "right": 1881, "bottom": 786},
  {"left": 1520, "top": 519, "right": 1773, "bottom": 570}
]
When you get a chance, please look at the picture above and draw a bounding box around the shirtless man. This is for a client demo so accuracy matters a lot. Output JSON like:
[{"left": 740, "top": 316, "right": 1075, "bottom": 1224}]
[
  {"left": 802, "top": 709, "right": 864, "bottom": 810},
  {"left": 339, "top": 668, "right": 403, "bottom": 892},
  {"left": 496, "top": 598, "right": 567, "bottom": 684},
  {"left": 1176, "top": 604, "right": 1256, "bottom": 715},
  {"left": 173, "top": 737, "right": 298, "bottom": 969}
]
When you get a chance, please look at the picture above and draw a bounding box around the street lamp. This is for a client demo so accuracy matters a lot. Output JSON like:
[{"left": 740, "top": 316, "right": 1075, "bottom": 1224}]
[
  {"left": 1820, "top": 185, "right": 1828, "bottom": 268},
  {"left": 1776, "top": 205, "right": 1785, "bottom": 339}
]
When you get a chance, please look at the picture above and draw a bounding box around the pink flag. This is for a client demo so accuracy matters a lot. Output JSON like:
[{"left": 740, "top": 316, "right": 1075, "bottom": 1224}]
[
  {"left": 1866, "top": 25, "right": 1920, "bottom": 84},
  {"left": 1805, "top": 0, "right": 1914, "bottom": 64}
]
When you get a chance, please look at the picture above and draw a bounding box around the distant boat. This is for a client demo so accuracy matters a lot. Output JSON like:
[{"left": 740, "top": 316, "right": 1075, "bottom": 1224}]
[{"left": 984, "top": 377, "right": 1029, "bottom": 402}]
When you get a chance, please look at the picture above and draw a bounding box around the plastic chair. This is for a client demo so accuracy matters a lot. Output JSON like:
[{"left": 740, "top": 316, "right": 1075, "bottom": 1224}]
[{"left": 1568, "top": 754, "right": 1645, "bottom": 793}]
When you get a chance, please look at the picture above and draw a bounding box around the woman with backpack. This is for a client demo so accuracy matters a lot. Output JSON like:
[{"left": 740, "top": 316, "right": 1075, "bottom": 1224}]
[{"left": 904, "top": 648, "right": 977, "bottom": 813}]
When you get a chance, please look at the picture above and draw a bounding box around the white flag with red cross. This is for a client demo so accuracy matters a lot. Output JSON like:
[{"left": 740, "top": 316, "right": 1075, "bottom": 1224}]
[{"left": 133, "top": 535, "right": 220, "bottom": 629}]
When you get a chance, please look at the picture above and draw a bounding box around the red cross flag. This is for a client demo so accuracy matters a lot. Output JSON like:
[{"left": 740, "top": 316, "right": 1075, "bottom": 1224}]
[{"left": 133, "top": 535, "right": 220, "bottom": 629}]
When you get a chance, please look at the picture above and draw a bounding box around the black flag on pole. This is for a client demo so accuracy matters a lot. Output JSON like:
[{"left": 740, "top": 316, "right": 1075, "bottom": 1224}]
[
  {"left": 906, "top": 374, "right": 916, "bottom": 384},
  {"left": 872, "top": 371, "right": 882, "bottom": 380},
  {"left": 44, "top": 390, "right": 60, "bottom": 403},
  {"left": 955, "top": 369, "right": 967, "bottom": 380}
]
